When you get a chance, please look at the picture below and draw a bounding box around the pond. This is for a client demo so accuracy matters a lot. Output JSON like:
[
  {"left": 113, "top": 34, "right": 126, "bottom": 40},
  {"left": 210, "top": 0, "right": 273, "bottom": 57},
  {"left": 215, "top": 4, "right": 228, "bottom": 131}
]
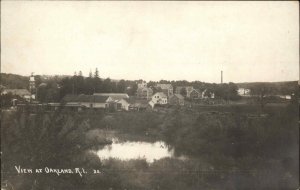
[{"left": 93, "top": 138, "right": 183, "bottom": 163}]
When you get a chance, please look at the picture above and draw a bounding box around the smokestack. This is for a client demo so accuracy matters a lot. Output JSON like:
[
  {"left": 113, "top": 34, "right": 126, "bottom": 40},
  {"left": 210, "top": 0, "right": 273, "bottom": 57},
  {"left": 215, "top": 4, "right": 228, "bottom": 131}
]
[{"left": 221, "top": 70, "right": 223, "bottom": 84}]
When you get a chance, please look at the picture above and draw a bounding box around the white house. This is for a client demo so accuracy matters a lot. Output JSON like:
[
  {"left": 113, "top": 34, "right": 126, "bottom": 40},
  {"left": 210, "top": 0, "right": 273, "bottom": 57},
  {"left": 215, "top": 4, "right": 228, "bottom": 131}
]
[
  {"left": 238, "top": 88, "right": 251, "bottom": 96},
  {"left": 93, "top": 93, "right": 130, "bottom": 110},
  {"left": 117, "top": 97, "right": 150, "bottom": 111},
  {"left": 117, "top": 98, "right": 131, "bottom": 111},
  {"left": 149, "top": 92, "right": 168, "bottom": 108}
]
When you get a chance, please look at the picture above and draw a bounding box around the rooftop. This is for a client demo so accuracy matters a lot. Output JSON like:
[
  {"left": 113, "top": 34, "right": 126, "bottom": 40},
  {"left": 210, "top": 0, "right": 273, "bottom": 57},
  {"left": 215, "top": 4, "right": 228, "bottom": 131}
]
[{"left": 93, "top": 93, "right": 129, "bottom": 100}]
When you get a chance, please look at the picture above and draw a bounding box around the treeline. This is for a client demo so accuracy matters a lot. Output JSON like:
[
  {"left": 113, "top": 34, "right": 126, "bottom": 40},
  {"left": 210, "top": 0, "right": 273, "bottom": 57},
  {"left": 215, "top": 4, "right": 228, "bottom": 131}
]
[
  {"left": 237, "top": 81, "right": 298, "bottom": 96},
  {"left": 58, "top": 69, "right": 138, "bottom": 100}
]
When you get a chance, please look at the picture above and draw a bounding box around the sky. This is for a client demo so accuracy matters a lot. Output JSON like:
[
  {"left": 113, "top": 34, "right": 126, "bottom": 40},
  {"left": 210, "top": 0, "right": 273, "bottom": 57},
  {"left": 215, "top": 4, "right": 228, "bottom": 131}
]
[{"left": 1, "top": 1, "right": 299, "bottom": 83}]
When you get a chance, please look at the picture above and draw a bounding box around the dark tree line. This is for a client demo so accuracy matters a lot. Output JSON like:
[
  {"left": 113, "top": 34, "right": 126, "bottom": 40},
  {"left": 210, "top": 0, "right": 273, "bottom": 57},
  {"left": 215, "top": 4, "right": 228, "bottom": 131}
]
[{"left": 58, "top": 69, "right": 138, "bottom": 100}]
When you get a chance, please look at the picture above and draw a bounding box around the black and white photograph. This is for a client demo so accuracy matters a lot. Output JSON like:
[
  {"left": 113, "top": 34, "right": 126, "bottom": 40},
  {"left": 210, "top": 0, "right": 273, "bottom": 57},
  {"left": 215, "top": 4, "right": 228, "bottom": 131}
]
[{"left": 1, "top": 1, "right": 299, "bottom": 189}]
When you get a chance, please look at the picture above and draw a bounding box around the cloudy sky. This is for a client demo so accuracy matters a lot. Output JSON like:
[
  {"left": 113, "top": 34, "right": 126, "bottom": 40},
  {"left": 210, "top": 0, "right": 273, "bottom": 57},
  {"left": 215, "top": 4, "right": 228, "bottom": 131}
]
[{"left": 1, "top": 1, "right": 299, "bottom": 83}]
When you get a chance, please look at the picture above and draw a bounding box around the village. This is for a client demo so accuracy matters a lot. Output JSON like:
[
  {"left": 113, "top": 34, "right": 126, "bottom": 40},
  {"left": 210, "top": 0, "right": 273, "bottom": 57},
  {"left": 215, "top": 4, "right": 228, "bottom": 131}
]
[
  {"left": 1, "top": 71, "right": 296, "bottom": 114},
  {"left": 2, "top": 72, "right": 246, "bottom": 112}
]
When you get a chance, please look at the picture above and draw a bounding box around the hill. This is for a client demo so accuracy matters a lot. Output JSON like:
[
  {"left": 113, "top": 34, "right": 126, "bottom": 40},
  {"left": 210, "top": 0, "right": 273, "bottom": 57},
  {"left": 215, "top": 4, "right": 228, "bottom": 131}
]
[{"left": 0, "top": 73, "right": 29, "bottom": 89}]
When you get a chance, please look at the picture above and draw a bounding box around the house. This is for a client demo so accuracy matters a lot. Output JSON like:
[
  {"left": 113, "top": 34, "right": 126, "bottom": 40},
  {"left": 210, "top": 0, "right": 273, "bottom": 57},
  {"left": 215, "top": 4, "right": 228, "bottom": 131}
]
[
  {"left": 175, "top": 86, "right": 194, "bottom": 97},
  {"left": 238, "top": 88, "right": 251, "bottom": 96},
  {"left": 63, "top": 94, "right": 112, "bottom": 109},
  {"left": 155, "top": 84, "right": 173, "bottom": 97},
  {"left": 189, "top": 89, "right": 202, "bottom": 99},
  {"left": 169, "top": 94, "right": 185, "bottom": 106},
  {"left": 202, "top": 89, "right": 215, "bottom": 99},
  {"left": 149, "top": 92, "right": 168, "bottom": 108},
  {"left": 93, "top": 93, "right": 130, "bottom": 110},
  {"left": 117, "top": 97, "right": 149, "bottom": 111},
  {"left": 1, "top": 89, "right": 32, "bottom": 101},
  {"left": 127, "top": 98, "right": 149, "bottom": 111},
  {"left": 117, "top": 98, "right": 131, "bottom": 110},
  {"left": 137, "top": 87, "right": 153, "bottom": 100}
]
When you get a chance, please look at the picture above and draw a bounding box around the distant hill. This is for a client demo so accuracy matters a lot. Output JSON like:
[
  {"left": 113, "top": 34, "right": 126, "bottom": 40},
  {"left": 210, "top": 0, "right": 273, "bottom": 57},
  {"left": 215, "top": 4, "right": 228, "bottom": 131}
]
[
  {"left": 1, "top": 73, "right": 30, "bottom": 89},
  {"left": 0, "top": 73, "right": 73, "bottom": 89}
]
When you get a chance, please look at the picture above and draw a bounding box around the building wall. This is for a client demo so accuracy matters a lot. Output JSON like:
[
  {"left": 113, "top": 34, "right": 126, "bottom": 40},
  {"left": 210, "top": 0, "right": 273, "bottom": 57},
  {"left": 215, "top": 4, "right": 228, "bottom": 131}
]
[
  {"left": 137, "top": 88, "right": 153, "bottom": 100},
  {"left": 81, "top": 102, "right": 108, "bottom": 108},
  {"left": 118, "top": 99, "right": 130, "bottom": 110},
  {"left": 238, "top": 88, "right": 251, "bottom": 96},
  {"left": 186, "top": 87, "right": 194, "bottom": 97},
  {"left": 152, "top": 93, "right": 168, "bottom": 104}
]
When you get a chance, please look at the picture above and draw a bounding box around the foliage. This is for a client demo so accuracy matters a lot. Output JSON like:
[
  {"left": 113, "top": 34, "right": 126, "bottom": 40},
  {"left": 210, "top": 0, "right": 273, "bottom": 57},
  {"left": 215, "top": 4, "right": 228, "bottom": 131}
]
[
  {"left": 1, "top": 73, "right": 29, "bottom": 89},
  {"left": 1, "top": 110, "right": 109, "bottom": 190},
  {"left": 239, "top": 81, "right": 298, "bottom": 96},
  {"left": 0, "top": 93, "right": 25, "bottom": 108},
  {"left": 180, "top": 88, "right": 187, "bottom": 96}
]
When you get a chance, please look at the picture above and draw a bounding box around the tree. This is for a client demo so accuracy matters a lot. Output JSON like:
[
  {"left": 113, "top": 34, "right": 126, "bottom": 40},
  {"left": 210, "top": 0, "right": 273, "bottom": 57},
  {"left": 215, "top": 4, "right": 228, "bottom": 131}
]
[
  {"left": 1, "top": 110, "right": 97, "bottom": 189},
  {"left": 117, "top": 80, "right": 126, "bottom": 93},
  {"left": 102, "top": 78, "right": 112, "bottom": 93},
  {"left": 180, "top": 88, "right": 187, "bottom": 97}
]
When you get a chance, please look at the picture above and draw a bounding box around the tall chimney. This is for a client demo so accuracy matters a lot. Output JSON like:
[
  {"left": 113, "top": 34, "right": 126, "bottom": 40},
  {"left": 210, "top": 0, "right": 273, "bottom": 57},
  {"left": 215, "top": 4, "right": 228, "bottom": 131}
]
[{"left": 221, "top": 70, "right": 223, "bottom": 84}]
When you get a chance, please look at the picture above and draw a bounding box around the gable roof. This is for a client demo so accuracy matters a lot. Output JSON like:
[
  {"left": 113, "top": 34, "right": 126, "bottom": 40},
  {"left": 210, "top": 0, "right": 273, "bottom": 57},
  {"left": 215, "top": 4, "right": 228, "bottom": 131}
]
[
  {"left": 156, "top": 84, "right": 173, "bottom": 89},
  {"left": 190, "top": 89, "right": 201, "bottom": 94},
  {"left": 93, "top": 93, "right": 129, "bottom": 100}
]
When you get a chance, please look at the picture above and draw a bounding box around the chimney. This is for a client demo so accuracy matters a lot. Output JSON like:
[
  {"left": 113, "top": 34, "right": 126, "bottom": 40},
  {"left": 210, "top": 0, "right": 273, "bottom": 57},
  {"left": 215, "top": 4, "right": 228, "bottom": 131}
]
[{"left": 221, "top": 70, "right": 223, "bottom": 84}]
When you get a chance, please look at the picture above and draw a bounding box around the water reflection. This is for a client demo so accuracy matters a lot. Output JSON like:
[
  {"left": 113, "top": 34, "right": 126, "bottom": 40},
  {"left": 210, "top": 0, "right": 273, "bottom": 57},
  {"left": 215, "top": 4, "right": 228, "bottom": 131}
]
[{"left": 94, "top": 139, "right": 175, "bottom": 163}]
